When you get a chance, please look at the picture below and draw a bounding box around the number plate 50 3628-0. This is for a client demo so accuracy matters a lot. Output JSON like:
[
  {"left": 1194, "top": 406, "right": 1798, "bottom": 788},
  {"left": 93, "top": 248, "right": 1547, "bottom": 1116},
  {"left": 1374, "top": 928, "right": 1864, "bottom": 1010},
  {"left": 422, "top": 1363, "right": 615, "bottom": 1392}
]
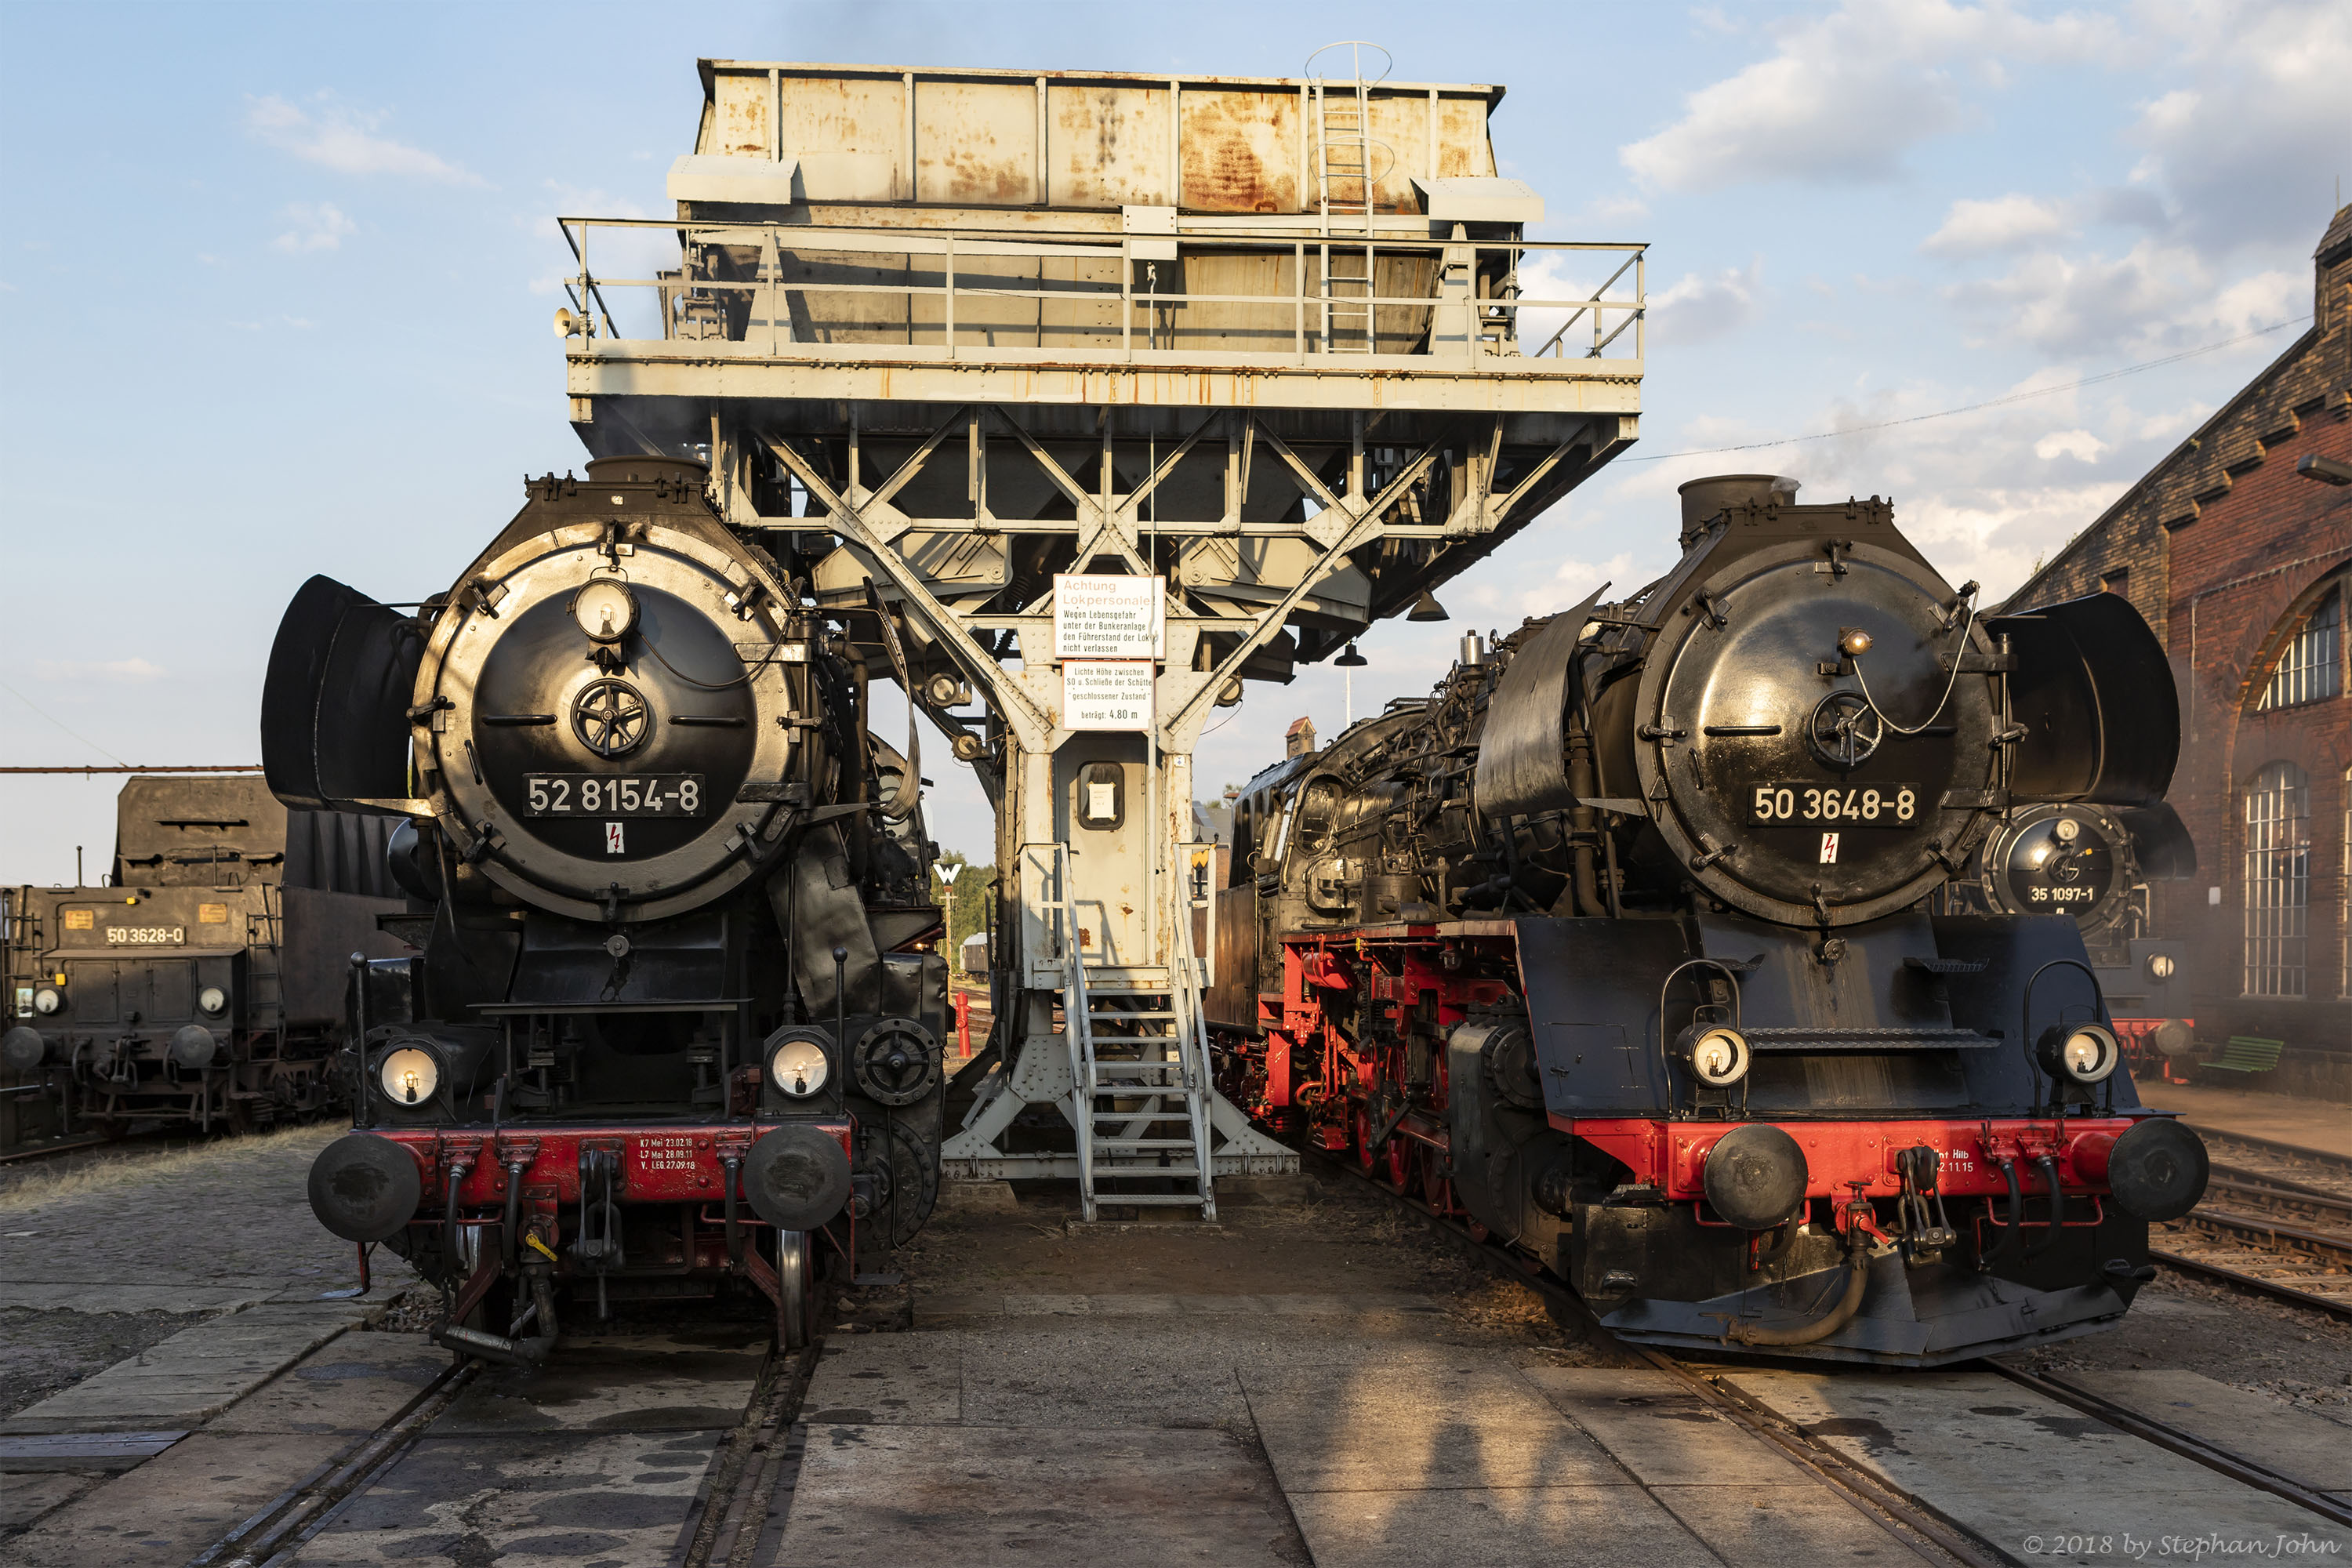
[
  {"left": 524, "top": 775, "right": 705, "bottom": 817},
  {"left": 1748, "top": 782, "right": 1920, "bottom": 827}
]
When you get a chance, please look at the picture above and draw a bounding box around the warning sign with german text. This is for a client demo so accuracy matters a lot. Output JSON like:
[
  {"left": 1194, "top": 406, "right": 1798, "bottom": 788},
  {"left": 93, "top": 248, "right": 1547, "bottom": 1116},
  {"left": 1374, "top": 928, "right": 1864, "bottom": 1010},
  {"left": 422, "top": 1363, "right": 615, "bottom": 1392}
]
[
  {"left": 1063, "top": 661, "right": 1155, "bottom": 731},
  {"left": 1053, "top": 575, "right": 1163, "bottom": 660}
]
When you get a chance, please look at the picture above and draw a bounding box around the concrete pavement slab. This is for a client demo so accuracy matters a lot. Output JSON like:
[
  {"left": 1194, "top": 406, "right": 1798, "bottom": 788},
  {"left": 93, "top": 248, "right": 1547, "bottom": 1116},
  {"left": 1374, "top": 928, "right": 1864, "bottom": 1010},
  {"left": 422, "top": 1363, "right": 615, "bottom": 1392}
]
[
  {"left": 801, "top": 1334, "right": 964, "bottom": 1426},
  {"left": 2058, "top": 1370, "right": 2352, "bottom": 1493},
  {"left": 432, "top": 1330, "right": 765, "bottom": 1434},
  {"left": 1243, "top": 1365, "right": 1630, "bottom": 1493},
  {"left": 0, "top": 1303, "right": 374, "bottom": 1434},
  {"left": 296, "top": 1429, "right": 720, "bottom": 1566},
  {"left": 1724, "top": 1368, "right": 2352, "bottom": 1565},
  {"left": 1281, "top": 1483, "right": 1699, "bottom": 1568},
  {"left": 763, "top": 1422, "right": 1301, "bottom": 1568},
  {"left": 0, "top": 1432, "right": 337, "bottom": 1567}
]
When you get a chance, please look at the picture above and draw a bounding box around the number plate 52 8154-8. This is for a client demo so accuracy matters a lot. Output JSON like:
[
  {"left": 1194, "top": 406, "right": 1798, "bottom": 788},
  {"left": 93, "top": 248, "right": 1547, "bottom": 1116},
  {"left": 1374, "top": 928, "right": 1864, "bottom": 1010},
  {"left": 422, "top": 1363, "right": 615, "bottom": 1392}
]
[
  {"left": 1748, "top": 781, "right": 1920, "bottom": 827},
  {"left": 524, "top": 775, "right": 705, "bottom": 817}
]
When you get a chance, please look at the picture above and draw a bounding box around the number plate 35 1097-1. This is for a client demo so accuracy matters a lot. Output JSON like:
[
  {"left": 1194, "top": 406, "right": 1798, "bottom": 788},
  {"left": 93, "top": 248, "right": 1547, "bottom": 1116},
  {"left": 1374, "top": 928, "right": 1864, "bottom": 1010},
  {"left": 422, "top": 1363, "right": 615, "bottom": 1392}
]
[
  {"left": 524, "top": 775, "right": 705, "bottom": 816},
  {"left": 1748, "top": 781, "right": 1920, "bottom": 828}
]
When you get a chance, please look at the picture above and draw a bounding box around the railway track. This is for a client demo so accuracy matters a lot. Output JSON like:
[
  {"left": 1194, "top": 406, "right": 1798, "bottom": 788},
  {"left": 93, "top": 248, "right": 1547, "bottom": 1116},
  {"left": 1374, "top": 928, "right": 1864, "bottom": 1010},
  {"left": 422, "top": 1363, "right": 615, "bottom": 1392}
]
[
  {"left": 177, "top": 1320, "right": 825, "bottom": 1568},
  {"left": 2151, "top": 1148, "right": 2352, "bottom": 1321},
  {"left": 1291, "top": 1142, "right": 2005, "bottom": 1567},
  {"left": 1294, "top": 1136, "right": 2352, "bottom": 1555}
]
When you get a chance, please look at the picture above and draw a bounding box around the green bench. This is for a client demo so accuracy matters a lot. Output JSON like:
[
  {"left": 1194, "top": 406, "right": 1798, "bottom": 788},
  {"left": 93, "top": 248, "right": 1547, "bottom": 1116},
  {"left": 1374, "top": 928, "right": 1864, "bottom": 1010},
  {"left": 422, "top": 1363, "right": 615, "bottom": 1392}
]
[{"left": 2195, "top": 1035, "right": 2285, "bottom": 1086}]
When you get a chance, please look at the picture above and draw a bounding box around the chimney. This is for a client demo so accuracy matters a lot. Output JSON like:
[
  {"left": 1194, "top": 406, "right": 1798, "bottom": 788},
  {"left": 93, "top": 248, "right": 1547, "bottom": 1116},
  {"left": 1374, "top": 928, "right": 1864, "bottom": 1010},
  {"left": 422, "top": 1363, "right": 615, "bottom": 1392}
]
[{"left": 1677, "top": 474, "right": 1800, "bottom": 541}]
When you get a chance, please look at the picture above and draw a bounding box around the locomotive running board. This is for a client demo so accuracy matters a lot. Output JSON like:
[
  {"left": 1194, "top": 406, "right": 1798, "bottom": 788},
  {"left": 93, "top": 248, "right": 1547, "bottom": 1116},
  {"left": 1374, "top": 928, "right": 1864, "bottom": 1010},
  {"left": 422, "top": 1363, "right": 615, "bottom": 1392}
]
[{"left": 1602, "top": 1251, "right": 2129, "bottom": 1368}]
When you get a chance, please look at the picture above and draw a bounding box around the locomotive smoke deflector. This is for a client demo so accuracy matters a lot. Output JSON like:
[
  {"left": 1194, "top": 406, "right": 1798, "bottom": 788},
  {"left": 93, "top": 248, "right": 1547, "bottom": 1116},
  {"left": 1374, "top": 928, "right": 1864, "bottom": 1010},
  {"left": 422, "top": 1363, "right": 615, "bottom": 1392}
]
[
  {"left": 1987, "top": 593, "right": 2180, "bottom": 808},
  {"left": 262, "top": 575, "right": 424, "bottom": 815}
]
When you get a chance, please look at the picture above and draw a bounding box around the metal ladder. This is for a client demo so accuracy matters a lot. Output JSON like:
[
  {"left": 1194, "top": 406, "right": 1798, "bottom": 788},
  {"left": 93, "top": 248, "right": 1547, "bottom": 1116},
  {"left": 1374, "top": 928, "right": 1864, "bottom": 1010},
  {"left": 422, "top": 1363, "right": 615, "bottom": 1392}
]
[
  {"left": 1311, "top": 56, "right": 1378, "bottom": 354},
  {"left": 1049, "top": 844, "right": 1215, "bottom": 1222}
]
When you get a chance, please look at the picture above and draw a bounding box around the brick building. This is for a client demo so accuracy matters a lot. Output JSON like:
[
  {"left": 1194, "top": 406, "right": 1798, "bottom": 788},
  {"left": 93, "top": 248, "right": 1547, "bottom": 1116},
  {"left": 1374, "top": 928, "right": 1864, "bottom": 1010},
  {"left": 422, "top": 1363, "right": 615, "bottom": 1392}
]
[{"left": 2005, "top": 205, "right": 2351, "bottom": 1093}]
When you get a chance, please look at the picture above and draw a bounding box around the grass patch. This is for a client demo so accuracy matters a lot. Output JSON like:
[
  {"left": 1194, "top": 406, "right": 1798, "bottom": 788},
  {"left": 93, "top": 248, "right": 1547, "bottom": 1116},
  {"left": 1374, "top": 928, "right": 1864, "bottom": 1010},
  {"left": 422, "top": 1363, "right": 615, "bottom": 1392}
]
[{"left": 0, "top": 1121, "right": 341, "bottom": 1214}]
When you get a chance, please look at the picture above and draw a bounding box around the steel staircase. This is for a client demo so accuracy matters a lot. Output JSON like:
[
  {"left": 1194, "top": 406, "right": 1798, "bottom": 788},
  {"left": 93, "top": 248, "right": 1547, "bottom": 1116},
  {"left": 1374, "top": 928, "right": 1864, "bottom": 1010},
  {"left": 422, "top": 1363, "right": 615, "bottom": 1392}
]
[{"left": 1049, "top": 844, "right": 1216, "bottom": 1222}]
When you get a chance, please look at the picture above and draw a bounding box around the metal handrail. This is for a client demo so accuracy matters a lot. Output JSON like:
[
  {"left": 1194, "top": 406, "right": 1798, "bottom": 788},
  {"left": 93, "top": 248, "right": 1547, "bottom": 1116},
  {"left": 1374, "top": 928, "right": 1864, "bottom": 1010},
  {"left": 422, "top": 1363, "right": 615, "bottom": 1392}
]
[
  {"left": 1051, "top": 841, "right": 1099, "bottom": 1218},
  {"left": 557, "top": 215, "right": 1645, "bottom": 365},
  {"left": 1170, "top": 873, "right": 1218, "bottom": 1218}
]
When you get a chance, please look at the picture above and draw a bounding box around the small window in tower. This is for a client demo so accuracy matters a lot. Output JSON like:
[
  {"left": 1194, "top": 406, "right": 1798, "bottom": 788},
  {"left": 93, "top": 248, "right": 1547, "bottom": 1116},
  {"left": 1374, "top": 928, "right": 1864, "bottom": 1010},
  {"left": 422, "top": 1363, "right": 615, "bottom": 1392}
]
[
  {"left": 2100, "top": 568, "right": 2129, "bottom": 598},
  {"left": 2257, "top": 587, "right": 2341, "bottom": 710}
]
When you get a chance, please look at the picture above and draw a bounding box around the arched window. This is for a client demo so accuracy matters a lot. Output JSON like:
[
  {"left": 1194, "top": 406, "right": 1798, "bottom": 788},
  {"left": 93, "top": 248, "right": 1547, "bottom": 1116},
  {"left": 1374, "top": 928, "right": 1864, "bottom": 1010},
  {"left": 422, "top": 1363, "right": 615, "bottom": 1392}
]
[
  {"left": 2257, "top": 584, "right": 2342, "bottom": 710},
  {"left": 2243, "top": 760, "right": 2310, "bottom": 997}
]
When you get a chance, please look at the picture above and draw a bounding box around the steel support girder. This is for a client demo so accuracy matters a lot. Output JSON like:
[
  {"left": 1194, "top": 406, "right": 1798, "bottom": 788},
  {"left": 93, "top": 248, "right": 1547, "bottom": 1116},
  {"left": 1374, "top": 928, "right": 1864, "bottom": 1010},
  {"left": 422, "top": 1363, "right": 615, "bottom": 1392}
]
[{"left": 568, "top": 347, "right": 1644, "bottom": 419}]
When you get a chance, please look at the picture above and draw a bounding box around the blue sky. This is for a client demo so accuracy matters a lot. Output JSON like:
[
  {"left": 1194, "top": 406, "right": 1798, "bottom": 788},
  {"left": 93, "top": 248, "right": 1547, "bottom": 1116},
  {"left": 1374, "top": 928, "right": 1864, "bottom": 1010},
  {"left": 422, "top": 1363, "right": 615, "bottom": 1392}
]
[{"left": 2, "top": 0, "right": 2346, "bottom": 876}]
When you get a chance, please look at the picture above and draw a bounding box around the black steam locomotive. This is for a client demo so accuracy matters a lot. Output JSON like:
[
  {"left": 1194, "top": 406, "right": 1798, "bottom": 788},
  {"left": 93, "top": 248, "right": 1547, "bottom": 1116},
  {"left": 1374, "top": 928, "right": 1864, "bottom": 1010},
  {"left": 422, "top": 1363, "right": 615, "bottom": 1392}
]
[
  {"left": 274, "top": 456, "right": 946, "bottom": 1356},
  {"left": 1207, "top": 474, "right": 2209, "bottom": 1366},
  {"left": 3, "top": 775, "right": 403, "bottom": 1145},
  {"left": 1947, "top": 801, "right": 2199, "bottom": 1072}
]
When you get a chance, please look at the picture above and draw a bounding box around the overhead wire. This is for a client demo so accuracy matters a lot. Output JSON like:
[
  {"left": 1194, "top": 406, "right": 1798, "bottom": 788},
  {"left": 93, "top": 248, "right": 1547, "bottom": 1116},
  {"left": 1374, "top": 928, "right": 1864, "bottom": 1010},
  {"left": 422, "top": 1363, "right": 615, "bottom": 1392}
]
[
  {"left": 1, "top": 680, "right": 131, "bottom": 768},
  {"left": 1620, "top": 314, "right": 2314, "bottom": 465}
]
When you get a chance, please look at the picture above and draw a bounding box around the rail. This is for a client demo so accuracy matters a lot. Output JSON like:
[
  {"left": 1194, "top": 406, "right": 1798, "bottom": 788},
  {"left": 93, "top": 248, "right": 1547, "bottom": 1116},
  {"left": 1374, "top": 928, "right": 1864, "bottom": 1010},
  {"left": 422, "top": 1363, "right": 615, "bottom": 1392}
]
[{"left": 554, "top": 216, "right": 1645, "bottom": 367}]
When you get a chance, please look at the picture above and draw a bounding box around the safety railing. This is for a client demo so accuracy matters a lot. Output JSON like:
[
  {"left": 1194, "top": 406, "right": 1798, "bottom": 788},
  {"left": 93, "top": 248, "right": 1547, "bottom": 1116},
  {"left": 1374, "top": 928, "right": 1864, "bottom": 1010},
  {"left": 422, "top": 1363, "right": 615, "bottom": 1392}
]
[{"left": 554, "top": 216, "right": 1644, "bottom": 367}]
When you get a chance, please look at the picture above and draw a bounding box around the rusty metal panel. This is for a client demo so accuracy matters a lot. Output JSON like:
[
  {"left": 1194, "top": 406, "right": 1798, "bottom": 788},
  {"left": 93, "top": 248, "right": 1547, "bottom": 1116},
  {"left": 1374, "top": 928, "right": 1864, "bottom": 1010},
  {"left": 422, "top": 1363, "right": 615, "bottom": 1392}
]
[
  {"left": 1047, "top": 82, "right": 1172, "bottom": 209},
  {"left": 1179, "top": 89, "right": 1299, "bottom": 214},
  {"left": 915, "top": 78, "right": 1040, "bottom": 205},
  {"left": 708, "top": 70, "right": 771, "bottom": 158},
  {"left": 1435, "top": 94, "right": 1494, "bottom": 179},
  {"left": 778, "top": 74, "right": 906, "bottom": 202}
]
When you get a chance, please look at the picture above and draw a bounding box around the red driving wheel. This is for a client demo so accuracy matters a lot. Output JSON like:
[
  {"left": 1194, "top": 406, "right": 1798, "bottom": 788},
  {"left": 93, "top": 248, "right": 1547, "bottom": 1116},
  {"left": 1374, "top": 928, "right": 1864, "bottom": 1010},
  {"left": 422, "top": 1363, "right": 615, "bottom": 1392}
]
[{"left": 1383, "top": 1130, "right": 1414, "bottom": 1192}]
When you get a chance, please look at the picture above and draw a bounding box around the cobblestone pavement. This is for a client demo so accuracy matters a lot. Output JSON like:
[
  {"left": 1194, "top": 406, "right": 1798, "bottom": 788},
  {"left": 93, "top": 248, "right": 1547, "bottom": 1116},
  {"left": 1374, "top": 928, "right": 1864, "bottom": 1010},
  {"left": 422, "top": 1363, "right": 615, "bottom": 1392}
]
[
  {"left": 0, "top": 1125, "right": 416, "bottom": 1425},
  {"left": 0, "top": 1124, "right": 404, "bottom": 1303}
]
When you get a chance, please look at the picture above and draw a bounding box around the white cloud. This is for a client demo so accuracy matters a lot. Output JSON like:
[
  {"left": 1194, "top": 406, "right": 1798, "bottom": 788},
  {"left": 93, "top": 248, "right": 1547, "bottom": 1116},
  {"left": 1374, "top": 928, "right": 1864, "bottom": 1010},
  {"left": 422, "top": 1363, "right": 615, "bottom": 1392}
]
[
  {"left": 35, "top": 658, "right": 165, "bottom": 682},
  {"left": 1648, "top": 260, "right": 1763, "bottom": 347},
  {"left": 1945, "top": 237, "right": 2301, "bottom": 355},
  {"left": 1921, "top": 194, "right": 2076, "bottom": 256},
  {"left": 2122, "top": 1, "right": 2352, "bottom": 254},
  {"left": 245, "top": 93, "right": 485, "bottom": 186},
  {"left": 1620, "top": 0, "right": 2124, "bottom": 192},
  {"left": 2034, "top": 428, "right": 2107, "bottom": 462},
  {"left": 271, "top": 201, "right": 356, "bottom": 253}
]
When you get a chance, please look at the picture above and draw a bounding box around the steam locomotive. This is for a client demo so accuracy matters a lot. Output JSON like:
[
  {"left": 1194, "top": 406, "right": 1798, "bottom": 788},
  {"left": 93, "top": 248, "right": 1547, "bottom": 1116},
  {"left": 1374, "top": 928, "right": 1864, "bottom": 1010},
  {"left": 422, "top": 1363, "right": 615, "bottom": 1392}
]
[
  {"left": 3, "top": 775, "right": 404, "bottom": 1145},
  {"left": 1207, "top": 474, "right": 2209, "bottom": 1367},
  {"left": 273, "top": 456, "right": 946, "bottom": 1356},
  {"left": 1947, "top": 801, "right": 2198, "bottom": 1073}
]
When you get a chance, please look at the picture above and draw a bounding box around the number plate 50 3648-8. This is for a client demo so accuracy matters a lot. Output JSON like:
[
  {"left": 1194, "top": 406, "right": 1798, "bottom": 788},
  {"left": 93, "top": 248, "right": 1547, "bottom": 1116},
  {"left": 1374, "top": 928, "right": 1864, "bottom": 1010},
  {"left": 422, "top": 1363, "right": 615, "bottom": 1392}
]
[
  {"left": 524, "top": 775, "right": 705, "bottom": 817},
  {"left": 1748, "top": 782, "right": 1921, "bottom": 827}
]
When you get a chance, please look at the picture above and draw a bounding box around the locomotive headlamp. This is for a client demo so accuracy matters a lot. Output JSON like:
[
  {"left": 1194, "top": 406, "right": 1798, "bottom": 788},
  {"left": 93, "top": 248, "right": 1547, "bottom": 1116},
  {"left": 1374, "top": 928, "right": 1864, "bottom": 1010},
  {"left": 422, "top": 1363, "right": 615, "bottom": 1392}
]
[
  {"left": 1838, "top": 628, "right": 1873, "bottom": 657},
  {"left": 1675, "top": 1023, "right": 1751, "bottom": 1087},
  {"left": 32, "top": 986, "right": 62, "bottom": 1016},
  {"left": 379, "top": 1044, "right": 441, "bottom": 1106},
  {"left": 2037, "top": 1022, "right": 2120, "bottom": 1084},
  {"left": 2146, "top": 953, "right": 2177, "bottom": 981},
  {"left": 572, "top": 579, "right": 638, "bottom": 643},
  {"left": 766, "top": 1030, "right": 831, "bottom": 1098},
  {"left": 2054, "top": 818, "right": 2081, "bottom": 844},
  {"left": 198, "top": 986, "right": 227, "bottom": 1016}
]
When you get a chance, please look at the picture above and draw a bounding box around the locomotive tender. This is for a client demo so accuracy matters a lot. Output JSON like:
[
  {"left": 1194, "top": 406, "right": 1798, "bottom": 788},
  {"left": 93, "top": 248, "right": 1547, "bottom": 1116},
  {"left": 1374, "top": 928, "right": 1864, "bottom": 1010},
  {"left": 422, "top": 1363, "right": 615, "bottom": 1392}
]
[
  {"left": 273, "top": 456, "right": 946, "bottom": 1356},
  {"left": 1208, "top": 474, "right": 2210, "bottom": 1365},
  {"left": 3, "top": 775, "right": 401, "bottom": 1143}
]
